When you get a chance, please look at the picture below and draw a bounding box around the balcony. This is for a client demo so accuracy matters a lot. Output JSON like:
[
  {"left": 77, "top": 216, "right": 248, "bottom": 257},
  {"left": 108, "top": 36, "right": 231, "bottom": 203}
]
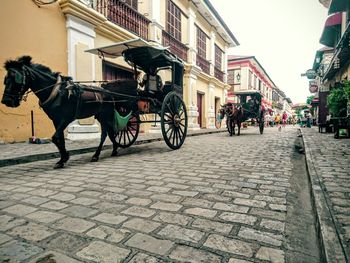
[
  {"left": 162, "top": 31, "right": 188, "bottom": 61},
  {"left": 95, "top": 0, "right": 150, "bottom": 40},
  {"left": 196, "top": 55, "right": 210, "bottom": 75},
  {"left": 214, "top": 66, "right": 224, "bottom": 82}
]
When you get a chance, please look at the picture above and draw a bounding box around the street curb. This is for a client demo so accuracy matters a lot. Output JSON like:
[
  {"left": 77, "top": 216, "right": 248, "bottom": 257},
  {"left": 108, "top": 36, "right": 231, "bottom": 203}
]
[
  {"left": 0, "top": 129, "right": 226, "bottom": 168},
  {"left": 301, "top": 129, "right": 348, "bottom": 263}
]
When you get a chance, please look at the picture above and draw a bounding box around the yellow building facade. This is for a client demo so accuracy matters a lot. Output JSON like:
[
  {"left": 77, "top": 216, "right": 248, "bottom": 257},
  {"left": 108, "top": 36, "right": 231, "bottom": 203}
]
[{"left": 0, "top": 0, "right": 238, "bottom": 142}]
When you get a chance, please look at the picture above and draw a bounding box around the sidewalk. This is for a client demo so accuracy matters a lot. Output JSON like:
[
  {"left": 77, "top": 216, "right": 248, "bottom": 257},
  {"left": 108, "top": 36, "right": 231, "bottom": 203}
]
[
  {"left": 301, "top": 127, "right": 350, "bottom": 262},
  {"left": 0, "top": 128, "right": 226, "bottom": 167}
]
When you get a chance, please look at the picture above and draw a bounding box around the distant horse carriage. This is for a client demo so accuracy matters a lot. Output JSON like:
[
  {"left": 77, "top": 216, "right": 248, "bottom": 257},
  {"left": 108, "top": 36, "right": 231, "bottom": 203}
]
[
  {"left": 1, "top": 38, "right": 188, "bottom": 168},
  {"left": 216, "top": 90, "right": 265, "bottom": 135}
]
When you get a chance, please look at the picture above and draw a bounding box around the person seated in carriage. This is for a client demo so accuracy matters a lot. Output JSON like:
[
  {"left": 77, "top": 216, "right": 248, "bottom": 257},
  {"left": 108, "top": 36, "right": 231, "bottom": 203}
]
[{"left": 139, "top": 65, "right": 163, "bottom": 94}]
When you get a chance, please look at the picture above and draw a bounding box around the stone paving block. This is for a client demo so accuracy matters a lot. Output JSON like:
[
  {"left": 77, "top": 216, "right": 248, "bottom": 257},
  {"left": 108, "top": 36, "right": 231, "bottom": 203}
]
[
  {"left": 128, "top": 252, "right": 166, "bottom": 263},
  {"left": 8, "top": 222, "right": 56, "bottom": 242},
  {"left": 204, "top": 234, "right": 253, "bottom": 257},
  {"left": 0, "top": 240, "right": 43, "bottom": 262},
  {"left": 158, "top": 224, "right": 204, "bottom": 243},
  {"left": 29, "top": 251, "right": 83, "bottom": 263},
  {"left": 22, "top": 196, "right": 50, "bottom": 205},
  {"left": 53, "top": 217, "right": 95, "bottom": 233},
  {"left": 76, "top": 240, "right": 130, "bottom": 263},
  {"left": 40, "top": 200, "right": 69, "bottom": 210},
  {"left": 150, "top": 193, "right": 182, "bottom": 203},
  {"left": 233, "top": 198, "right": 266, "bottom": 208},
  {"left": 150, "top": 201, "right": 182, "bottom": 212},
  {"left": 51, "top": 192, "right": 76, "bottom": 201},
  {"left": 153, "top": 212, "right": 192, "bottom": 226},
  {"left": 125, "top": 233, "right": 174, "bottom": 255},
  {"left": 213, "top": 202, "right": 250, "bottom": 213},
  {"left": 87, "top": 226, "right": 130, "bottom": 243},
  {"left": 254, "top": 195, "right": 286, "bottom": 204},
  {"left": 28, "top": 189, "right": 57, "bottom": 197},
  {"left": 222, "top": 190, "right": 250, "bottom": 199},
  {"left": 203, "top": 194, "right": 231, "bottom": 202},
  {"left": 61, "top": 186, "right": 83, "bottom": 193},
  {"left": 26, "top": 210, "right": 65, "bottom": 223},
  {"left": 191, "top": 218, "right": 232, "bottom": 234},
  {"left": 125, "top": 197, "right": 152, "bottom": 206},
  {"left": 219, "top": 212, "right": 258, "bottom": 226},
  {"left": 260, "top": 219, "right": 285, "bottom": 232},
  {"left": 0, "top": 215, "right": 27, "bottom": 231},
  {"left": 123, "top": 218, "right": 161, "bottom": 233},
  {"left": 256, "top": 246, "right": 285, "bottom": 262},
  {"left": 0, "top": 200, "right": 14, "bottom": 209},
  {"left": 269, "top": 204, "right": 287, "bottom": 212},
  {"left": 182, "top": 197, "right": 214, "bottom": 208},
  {"left": 184, "top": 207, "right": 217, "bottom": 218},
  {"left": 92, "top": 202, "right": 126, "bottom": 212},
  {"left": 61, "top": 205, "right": 99, "bottom": 218},
  {"left": 12, "top": 186, "right": 35, "bottom": 193},
  {"left": 169, "top": 245, "right": 222, "bottom": 263},
  {"left": 92, "top": 213, "right": 128, "bottom": 225},
  {"left": 172, "top": 190, "right": 199, "bottom": 197},
  {"left": 46, "top": 233, "right": 90, "bottom": 253},
  {"left": 0, "top": 233, "right": 12, "bottom": 245},
  {"left": 147, "top": 186, "right": 171, "bottom": 193},
  {"left": 100, "top": 192, "right": 128, "bottom": 202},
  {"left": 122, "top": 206, "right": 156, "bottom": 218},
  {"left": 2, "top": 204, "right": 37, "bottom": 216},
  {"left": 70, "top": 197, "right": 99, "bottom": 206},
  {"left": 79, "top": 190, "right": 103, "bottom": 197},
  {"left": 228, "top": 258, "right": 252, "bottom": 263},
  {"left": 238, "top": 227, "right": 283, "bottom": 246},
  {"left": 250, "top": 208, "right": 286, "bottom": 221}
]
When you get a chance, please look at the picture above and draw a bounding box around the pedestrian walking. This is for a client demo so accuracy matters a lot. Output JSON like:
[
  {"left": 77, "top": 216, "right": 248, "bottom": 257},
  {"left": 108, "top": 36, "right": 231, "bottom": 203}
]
[
  {"left": 275, "top": 113, "right": 281, "bottom": 131},
  {"left": 282, "top": 111, "right": 288, "bottom": 128}
]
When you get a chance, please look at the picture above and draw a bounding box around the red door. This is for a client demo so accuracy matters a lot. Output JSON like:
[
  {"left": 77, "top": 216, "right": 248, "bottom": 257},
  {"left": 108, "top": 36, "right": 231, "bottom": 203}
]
[{"left": 197, "top": 93, "right": 203, "bottom": 128}]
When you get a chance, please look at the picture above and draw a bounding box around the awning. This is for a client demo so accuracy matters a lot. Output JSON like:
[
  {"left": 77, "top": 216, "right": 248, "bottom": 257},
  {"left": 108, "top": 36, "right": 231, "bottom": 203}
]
[
  {"left": 319, "top": 12, "right": 342, "bottom": 47},
  {"left": 329, "top": 0, "right": 350, "bottom": 15}
]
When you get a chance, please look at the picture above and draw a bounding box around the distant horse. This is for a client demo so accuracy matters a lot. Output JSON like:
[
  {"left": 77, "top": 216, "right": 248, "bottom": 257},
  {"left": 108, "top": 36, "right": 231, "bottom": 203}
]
[
  {"left": 217, "top": 103, "right": 243, "bottom": 136},
  {"left": 231, "top": 105, "right": 244, "bottom": 136},
  {"left": 1, "top": 56, "right": 119, "bottom": 168}
]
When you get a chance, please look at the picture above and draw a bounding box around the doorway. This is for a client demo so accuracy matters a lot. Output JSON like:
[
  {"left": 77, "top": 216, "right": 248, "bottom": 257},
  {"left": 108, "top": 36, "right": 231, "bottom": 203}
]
[{"left": 197, "top": 92, "right": 204, "bottom": 128}]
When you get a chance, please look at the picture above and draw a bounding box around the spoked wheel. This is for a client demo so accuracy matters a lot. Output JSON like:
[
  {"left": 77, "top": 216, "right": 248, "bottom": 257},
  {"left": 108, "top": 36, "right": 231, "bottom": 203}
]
[
  {"left": 115, "top": 113, "right": 140, "bottom": 148},
  {"left": 161, "top": 92, "right": 188, "bottom": 150}
]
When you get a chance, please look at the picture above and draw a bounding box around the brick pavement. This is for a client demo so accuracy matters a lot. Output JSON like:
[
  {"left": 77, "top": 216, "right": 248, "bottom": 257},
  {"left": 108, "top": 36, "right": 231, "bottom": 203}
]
[
  {"left": 302, "top": 127, "right": 350, "bottom": 262},
  {"left": 0, "top": 126, "right": 298, "bottom": 262}
]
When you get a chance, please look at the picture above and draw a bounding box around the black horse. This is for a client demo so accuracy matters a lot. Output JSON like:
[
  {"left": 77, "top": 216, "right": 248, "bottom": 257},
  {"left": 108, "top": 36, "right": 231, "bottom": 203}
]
[
  {"left": 1, "top": 56, "right": 119, "bottom": 168},
  {"left": 217, "top": 103, "right": 244, "bottom": 136}
]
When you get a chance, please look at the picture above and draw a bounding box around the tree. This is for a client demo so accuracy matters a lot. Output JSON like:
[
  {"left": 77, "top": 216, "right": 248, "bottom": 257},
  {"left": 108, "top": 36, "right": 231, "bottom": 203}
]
[{"left": 327, "top": 87, "right": 348, "bottom": 117}]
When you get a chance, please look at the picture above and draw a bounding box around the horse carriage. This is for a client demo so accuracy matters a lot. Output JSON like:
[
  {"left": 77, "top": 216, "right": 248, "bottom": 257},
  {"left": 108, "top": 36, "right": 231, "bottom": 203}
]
[
  {"left": 1, "top": 38, "right": 187, "bottom": 168},
  {"left": 216, "top": 90, "right": 265, "bottom": 136}
]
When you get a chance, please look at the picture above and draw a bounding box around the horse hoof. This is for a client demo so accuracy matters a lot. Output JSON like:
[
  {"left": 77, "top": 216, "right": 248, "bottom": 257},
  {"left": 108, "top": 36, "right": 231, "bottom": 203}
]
[
  {"left": 111, "top": 151, "right": 118, "bottom": 157},
  {"left": 91, "top": 156, "right": 99, "bottom": 162},
  {"left": 54, "top": 162, "right": 64, "bottom": 169}
]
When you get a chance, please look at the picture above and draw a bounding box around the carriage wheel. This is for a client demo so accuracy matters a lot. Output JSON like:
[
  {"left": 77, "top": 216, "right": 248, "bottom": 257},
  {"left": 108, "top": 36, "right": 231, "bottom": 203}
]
[
  {"left": 161, "top": 92, "right": 188, "bottom": 150},
  {"left": 115, "top": 113, "right": 140, "bottom": 148}
]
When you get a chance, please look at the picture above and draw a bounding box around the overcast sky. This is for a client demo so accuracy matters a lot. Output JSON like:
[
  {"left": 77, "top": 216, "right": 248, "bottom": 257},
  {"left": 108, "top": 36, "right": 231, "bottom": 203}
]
[{"left": 211, "top": 0, "right": 329, "bottom": 104}]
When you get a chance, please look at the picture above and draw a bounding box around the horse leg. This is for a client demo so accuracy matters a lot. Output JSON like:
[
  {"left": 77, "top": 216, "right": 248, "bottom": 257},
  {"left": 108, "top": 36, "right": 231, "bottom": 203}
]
[
  {"left": 107, "top": 127, "right": 118, "bottom": 157},
  {"left": 91, "top": 126, "right": 107, "bottom": 162},
  {"left": 232, "top": 119, "right": 236, "bottom": 135},
  {"left": 52, "top": 122, "right": 70, "bottom": 169},
  {"left": 237, "top": 121, "right": 241, "bottom": 136}
]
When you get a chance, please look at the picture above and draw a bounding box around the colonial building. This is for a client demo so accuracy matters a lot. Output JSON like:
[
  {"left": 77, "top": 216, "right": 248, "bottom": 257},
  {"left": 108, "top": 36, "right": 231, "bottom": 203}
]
[
  {"left": 227, "top": 55, "right": 274, "bottom": 110},
  {"left": 313, "top": 0, "right": 350, "bottom": 125},
  {"left": 0, "top": 0, "right": 238, "bottom": 142}
]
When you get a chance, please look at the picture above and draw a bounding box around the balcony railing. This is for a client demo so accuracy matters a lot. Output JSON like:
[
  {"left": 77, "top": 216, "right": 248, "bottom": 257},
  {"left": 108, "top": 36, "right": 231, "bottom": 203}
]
[
  {"left": 196, "top": 55, "right": 210, "bottom": 75},
  {"left": 214, "top": 66, "right": 224, "bottom": 82},
  {"left": 162, "top": 31, "right": 188, "bottom": 61},
  {"left": 95, "top": 0, "right": 150, "bottom": 40}
]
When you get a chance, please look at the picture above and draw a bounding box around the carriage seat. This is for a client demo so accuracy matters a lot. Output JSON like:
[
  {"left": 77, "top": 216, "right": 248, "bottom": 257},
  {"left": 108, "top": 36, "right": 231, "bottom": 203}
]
[{"left": 102, "top": 80, "right": 138, "bottom": 97}]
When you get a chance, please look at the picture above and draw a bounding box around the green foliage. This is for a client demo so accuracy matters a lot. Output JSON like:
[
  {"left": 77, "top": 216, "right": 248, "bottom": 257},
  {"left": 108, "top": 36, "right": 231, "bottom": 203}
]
[
  {"left": 327, "top": 86, "right": 348, "bottom": 117},
  {"left": 306, "top": 95, "right": 315, "bottom": 105}
]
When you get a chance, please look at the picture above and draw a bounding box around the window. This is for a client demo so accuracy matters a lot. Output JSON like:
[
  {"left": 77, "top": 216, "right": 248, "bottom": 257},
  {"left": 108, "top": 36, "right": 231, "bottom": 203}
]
[
  {"left": 258, "top": 79, "right": 262, "bottom": 91},
  {"left": 197, "top": 26, "right": 207, "bottom": 58},
  {"left": 215, "top": 45, "right": 223, "bottom": 69},
  {"left": 167, "top": 0, "right": 181, "bottom": 41},
  {"left": 124, "top": 0, "right": 138, "bottom": 10},
  {"left": 249, "top": 70, "right": 253, "bottom": 88}
]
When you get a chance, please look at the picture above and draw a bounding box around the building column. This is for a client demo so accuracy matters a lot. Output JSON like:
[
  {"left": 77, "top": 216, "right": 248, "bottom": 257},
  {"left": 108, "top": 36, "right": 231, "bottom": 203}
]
[
  {"left": 207, "top": 83, "right": 215, "bottom": 129},
  {"left": 209, "top": 31, "right": 216, "bottom": 76},
  {"left": 223, "top": 45, "right": 228, "bottom": 83},
  {"left": 185, "top": 67, "right": 201, "bottom": 130},
  {"left": 66, "top": 15, "right": 100, "bottom": 140},
  {"left": 149, "top": 0, "right": 163, "bottom": 43},
  {"left": 187, "top": 7, "right": 197, "bottom": 65}
]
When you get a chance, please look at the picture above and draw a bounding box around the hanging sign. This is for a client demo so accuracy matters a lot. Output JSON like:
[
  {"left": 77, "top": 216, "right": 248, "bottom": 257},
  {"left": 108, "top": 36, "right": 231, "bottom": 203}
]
[{"left": 309, "top": 80, "right": 318, "bottom": 93}]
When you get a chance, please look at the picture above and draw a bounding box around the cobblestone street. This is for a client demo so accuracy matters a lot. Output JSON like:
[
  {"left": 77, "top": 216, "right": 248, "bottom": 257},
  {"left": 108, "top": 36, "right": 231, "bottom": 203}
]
[{"left": 0, "top": 126, "right": 322, "bottom": 262}]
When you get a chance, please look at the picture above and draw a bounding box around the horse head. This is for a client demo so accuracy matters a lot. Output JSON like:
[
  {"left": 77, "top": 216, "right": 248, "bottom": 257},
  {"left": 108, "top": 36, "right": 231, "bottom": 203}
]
[{"left": 2, "top": 56, "right": 33, "bottom": 107}]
